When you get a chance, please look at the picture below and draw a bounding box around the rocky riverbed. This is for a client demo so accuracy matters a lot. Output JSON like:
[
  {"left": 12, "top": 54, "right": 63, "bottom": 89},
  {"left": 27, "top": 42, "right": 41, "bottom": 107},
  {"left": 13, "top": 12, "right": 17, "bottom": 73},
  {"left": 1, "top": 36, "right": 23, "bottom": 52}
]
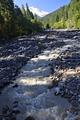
[{"left": 0, "top": 30, "right": 80, "bottom": 120}]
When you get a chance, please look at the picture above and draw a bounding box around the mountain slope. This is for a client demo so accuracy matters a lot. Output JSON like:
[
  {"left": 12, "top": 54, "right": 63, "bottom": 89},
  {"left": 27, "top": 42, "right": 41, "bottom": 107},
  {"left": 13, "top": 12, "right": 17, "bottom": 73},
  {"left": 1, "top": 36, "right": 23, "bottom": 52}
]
[
  {"left": 29, "top": 7, "right": 49, "bottom": 17},
  {"left": 42, "top": 0, "right": 80, "bottom": 29}
]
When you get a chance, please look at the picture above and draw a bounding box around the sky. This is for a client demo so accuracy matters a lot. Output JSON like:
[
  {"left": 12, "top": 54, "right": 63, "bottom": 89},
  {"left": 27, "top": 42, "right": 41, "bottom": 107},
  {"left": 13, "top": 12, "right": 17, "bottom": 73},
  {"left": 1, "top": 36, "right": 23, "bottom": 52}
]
[{"left": 14, "top": 0, "right": 70, "bottom": 12}]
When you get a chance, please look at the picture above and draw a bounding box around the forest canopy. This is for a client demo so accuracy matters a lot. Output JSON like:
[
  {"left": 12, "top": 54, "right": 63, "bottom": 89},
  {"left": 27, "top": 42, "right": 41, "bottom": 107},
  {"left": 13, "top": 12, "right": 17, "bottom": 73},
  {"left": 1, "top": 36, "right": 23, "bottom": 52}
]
[
  {"left": 42, "top": 0, "right": 80, "bottom": 29},
  {"left": 0, "top": 0, "right": 43, "bottom": 40}
]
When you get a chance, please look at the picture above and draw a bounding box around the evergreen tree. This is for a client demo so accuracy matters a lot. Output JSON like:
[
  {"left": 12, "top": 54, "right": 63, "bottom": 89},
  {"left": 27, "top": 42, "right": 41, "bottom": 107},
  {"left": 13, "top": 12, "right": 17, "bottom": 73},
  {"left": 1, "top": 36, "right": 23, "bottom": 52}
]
[
  {"left": 46, "top": 23, "right": 50, "bottom": 29},
  {"left": 26, "top": 3, "right": 34, "bottom": 19},
  {"left": 22, "top": 4, "right": 27, "bottom": 17},
  {"left": 42, "top": 0, "right": 80, "bottom": 29},
  {"left": 0, "top": 1, "right": 43, "bottom": 40}
]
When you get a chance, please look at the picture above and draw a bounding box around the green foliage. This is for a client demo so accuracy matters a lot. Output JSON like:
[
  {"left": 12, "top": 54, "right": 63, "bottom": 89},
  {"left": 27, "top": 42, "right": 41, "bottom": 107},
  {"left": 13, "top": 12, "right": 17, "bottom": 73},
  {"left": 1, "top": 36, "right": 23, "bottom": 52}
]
[
  {"left": 31, "top": 19, "right": 43, "bottom": 32},
  {"left": 53, "top": 19, "right": 67, "bottom": 29},
  {"left": 0, "top": 0, "right": 43, "bottom": 40},
  {"left": 42, "top": 0, "right": 80, "bottom": 29},
  {"left": 0, "top": 0, "right": 15, "bottom": 37},
  {"left": 21, "top": 4, "right": 34, "bottom": 20},
  {"left": 46, "top": 23, "right": 50, "bottom": 29},
  {"left": 26, "top": 3, "right": 34, "bottom": 20}
]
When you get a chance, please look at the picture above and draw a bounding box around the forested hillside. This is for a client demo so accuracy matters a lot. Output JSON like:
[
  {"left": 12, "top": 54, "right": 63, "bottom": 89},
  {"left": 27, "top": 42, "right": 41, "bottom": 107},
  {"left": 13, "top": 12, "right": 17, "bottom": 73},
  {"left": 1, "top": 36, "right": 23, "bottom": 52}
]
[
  {"left": 0, "top": 0, "right": 42, "bottom": 41},
  {"left": 42, "top": 0, "right": 80, "bottom": 29}
]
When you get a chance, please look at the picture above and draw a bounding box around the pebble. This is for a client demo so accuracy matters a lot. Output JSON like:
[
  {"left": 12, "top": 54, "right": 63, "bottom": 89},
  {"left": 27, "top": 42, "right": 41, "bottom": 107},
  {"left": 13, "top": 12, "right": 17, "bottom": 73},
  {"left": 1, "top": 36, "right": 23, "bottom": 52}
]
[{"left": 0, "top": 30, "right": 80, "bottom": 119}]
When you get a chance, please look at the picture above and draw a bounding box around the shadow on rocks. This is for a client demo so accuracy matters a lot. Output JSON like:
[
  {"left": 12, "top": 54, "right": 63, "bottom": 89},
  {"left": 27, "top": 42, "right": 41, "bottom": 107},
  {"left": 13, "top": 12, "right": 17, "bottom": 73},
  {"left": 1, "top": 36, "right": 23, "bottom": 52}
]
[{"left": 25, "top": 116, "right": 35, "bottom": 120}]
